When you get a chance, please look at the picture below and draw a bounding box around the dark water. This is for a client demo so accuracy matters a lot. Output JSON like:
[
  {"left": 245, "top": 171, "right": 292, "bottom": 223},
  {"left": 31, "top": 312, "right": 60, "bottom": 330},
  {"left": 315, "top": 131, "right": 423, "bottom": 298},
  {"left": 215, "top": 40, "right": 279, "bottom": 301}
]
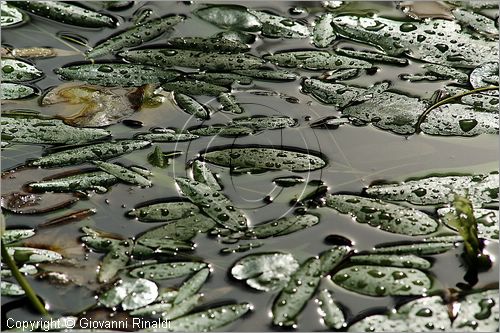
[{"left": 1, "top": 1, "right": 498, "bottom": 331}]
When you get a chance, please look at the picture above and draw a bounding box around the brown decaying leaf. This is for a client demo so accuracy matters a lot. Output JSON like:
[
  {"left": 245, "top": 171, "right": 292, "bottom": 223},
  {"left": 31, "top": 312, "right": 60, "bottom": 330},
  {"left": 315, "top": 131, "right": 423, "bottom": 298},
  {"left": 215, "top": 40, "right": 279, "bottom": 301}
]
[{"left": 0, "top": 46, "right": 78, "bottom": 58}]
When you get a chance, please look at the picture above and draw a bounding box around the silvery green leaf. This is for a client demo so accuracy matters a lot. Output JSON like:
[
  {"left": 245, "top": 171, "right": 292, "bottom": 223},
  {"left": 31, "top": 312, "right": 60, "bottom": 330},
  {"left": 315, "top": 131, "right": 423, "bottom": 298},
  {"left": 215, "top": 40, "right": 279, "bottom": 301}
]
[
  {"left": 167, "top": 36, "right": 249, "bottom": 53},
  {"left": 319, "top": 246, "right": 352, "bottom": 275},
  {"left": 161, "top": 294, "right": 202, "bottom": 320},
  {"left": 1, "top": 264, "right": 37, "bottom": 278},
  {"left": 29, "top": 171, "right": 118, "bottom": 193},
  {"left": 195, "top": 5, "right": 261, "bottom": 31},
  {"left": 137, "top": 214, "right": 216, "bottom": 242},
  {"left": 176, "top": 178, "right": 248, "bottom": 231},
  {"left": 220, "top": 242, "right": 264, "bottom": 254},
  {"left": 129, "top": 262, "right": 208, "bottom": 280},
  {"left": 137, "top": 238, "right": 194, "bottom": 251},
  {"left": 9, "top": 1, "right": 115, "bottom": 27},
  {"left": 99, "top": 277, "right": 158, "bottom": 310},
  {"left": 302, "top": 78, "right": 365, "bottom": 106},
  {"left": 121, "top": 49, "right": 263, "bottom": 71},
  {"left": 317, "top": 289, "right": 346, "bottom": 329},
  {"left": 452, "top": 289, "right": 498, "bottom": 331},
  {"left": 56, "top": 64, "right": 178, "bottom": 87},
  {"left": 246, "top": 214, "right": 319, "bottom": 239},
  {"left": 192, "top": 160, "right": 221, "bottom": 191},
  {"left": 165, "top": 303, "right": 251, "bottom": 332},
  {"left": 1, "top": 116, "right": 110, "bottom": 145},
  {"left": 173, "top": 93, "right": 210, "bottom": 120},
  {"left": 8, "top": 247, "right": 62, "bottom": 263},
  {"left": 233, "top": 69, "right": 297, "bottom": 81},
  {"left": 214, "top": 30, "right": 256, "bottom": 44},
  {"left": 313, "top": 13, "right": 336, "bottom": 47},
  {"left": 444, "top": 86, "right": 499, "bottom": 112},
  {"left": 249, "top": 9, "right": 309, "bottom": 38},
  {"left": 365, "top": 173, "right": 498, "bottom": 206},
  {"left": 1, "top": 281, "right": 24, "bottom": 296},
  {"left": 438, "top": 207, "right": 498, "bottom": 240},
  {"left": 470, "top": 62, "right": 499, "bottom": 92},
  {"left": 332, "top": 15, "right": 498, "bottom": 68},
  {"left": 333, "top": 265, "right": 431, "bottom": 296},
  {"left": 218, "top": 92, "right": 243, "bottom": 114},
  {"left": 2, "top": 228, "right": 35, "bottom": 244},
  {"left": 174, "top": 268, "right": 210, "bottom": 304},
  {"left": 98, "top": 239, "right": 133, "bottom": 283},
  {"left": 373, "top": 241, "right": 457, "bottom": 255},
  {"left": 1, "top": 2, "right": 25, "bottom": 27},
  {"left": 87, "top": 16, "right": 184, "bottom": 58},
  {"left": 127, "top": 201, "right": 200, "bottom": 222},
  {"left": 231, "top": 252, "right": 299, "bottom": 291},
  {"left": 202, "top": 147, "right": 327, "bottom": 172},
  {"left": 1, "top": 83, "right": 36, "bottom": 99},
  {"left": 350, "top": 254, "right": 432, "bottom": 270},
  {"left": 81, "top": 234, "right": 120, "bottom": 252},
  {"left": 320, "top": 68, "right": 360, "bottom": 81},
  {"left": 92, "top": 161, "right": 151, "bottom": 187},
  {"left": 187, "top": 72, "right": 252, "bottom": 86},
  {"left": 31, "top": 140, "right": 151, "bottom": 168},
  {"left": 452, "top": 8, "right": 498, "bottom": 36},
  {"left": 232, "top": 115, "right": 297, "bottom": 130},
  {"left": 129, "top": 302, "right": 172, "bottom": 316},
  {"left": 162, "top": 80, "right": 229, "bottom": 96},
  {"left": 335, "top": 48, "right": 409, "bottom": 65},
  {"left": 1, "top": 58, "right": 42, "bottom": 82},
  {"left": 273, "top": 176, "right": 305, "bottom": 187},
  {"left": 446, "top": 0, "right": 498, "bottom": 9},
  {"left": 135, "top": 128, "right": 199, "bottom": 142},
  {"left": 272, "top": 258, "right": 322, "bottom": 326},
  {"left": 422, "top": 64, "right": 468, "bottom": 83},
  {"left": 264, "top": 51, "right": 372, "bottom": 70},
  {"left": 325, "top": 194, "right": 439, "bottom": 236},
  {"left": 189, "top": 125, "right": 253, "bottom": 137}
]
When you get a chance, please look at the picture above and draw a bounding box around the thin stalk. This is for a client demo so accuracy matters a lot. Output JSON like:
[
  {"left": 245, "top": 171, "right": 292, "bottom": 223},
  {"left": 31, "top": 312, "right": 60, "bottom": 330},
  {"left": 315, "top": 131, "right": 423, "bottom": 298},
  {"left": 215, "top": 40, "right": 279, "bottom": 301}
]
[
  {"left": 415, "top": 85, "right": 499, "bottom": 133},
  {"left": 1, "top": 241, "right": 49, "bottom": 316}
]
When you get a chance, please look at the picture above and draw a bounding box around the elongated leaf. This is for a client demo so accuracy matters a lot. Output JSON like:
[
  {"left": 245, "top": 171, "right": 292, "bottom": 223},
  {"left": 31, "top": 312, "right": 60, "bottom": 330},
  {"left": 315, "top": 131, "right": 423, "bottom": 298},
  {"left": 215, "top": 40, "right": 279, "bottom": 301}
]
[
  {"left": 87, "top": 16, "right": 184, "bottom": 58},
  {"left": 1, "top": 2, "right": 25, "bottom": 27},
  {"left": 1, "top": 264, "right": 37, "bottom": 278},
  {"left": 365, "top": 173, "right": 498, "bottom": 206},
  {"left": 130, "top": 302, "right": 172, "bottom": 316},
  {"left": 136, "top": 128, "right": 199, "bottom": 142},
  {"left": 1, "top": 281, "right": 24, "bottom": 296},
  {"left": 246, "top": 214, "right": 319, "bottom": 239},
  {"left": 187, "top": 72, "right": 252, "bottom": 86},
  {"left": 233, "top": 115, "right": 297, "bottom": 130},
  {"left": 335, "top": 48, "right": 409, "bottom": 65},
  {"left": 2, "top": 229, "right": 35, "bottom": 244},
  {"left": 31, "top": 140, "right": 151, "bottom": 168},
  {"left": 264, "top": 51, "right": 371, "bottom": 70},
  {"left": 422, "top": 63, "right": 468, "bottom": 83},
  {"left": 137, "top": 214, "right": 216, "bottom": 242},
  {"left": 174, "top": 268, "right": 209, "bottom": 304},
  {"left": 317, "top": 289, "right": 346, "bottom": 329},
  {"left": 302, "top": 78, "right": 365, "bottom": 106},
  {"left": 192, "top": 160, "right": 221, "bottom": 191},
  {"left": 231, "top": 252, "right": 299, "bottom": 291},
  {"left": 319, "top": 246, "right": 352, "bottom": 275},
  {"left": 218, "top": 92, "right": 243, "bottom": 113},
  {"left": 350, "top": 254, "right": 432, "bottom": 269},
  {"left": 452, "top": 289, "right": 499, "bottom": 331},
  {"left": 8, "top": 247, "right": 62, "bottom": 263},
  {"left": 137, "top": 238, "right": 194, "bottom": 251},
  {"left": 166, "top": 303, "right": 251, "bottom": 332},
  {"left": 161, "top": 294, "right": 202, "bottom": 321},
  {"left": 452, "top": 8, "right": 498, "bottom": 36},
  {"left": 272, "top": 258, "right": 322, "bottom": 326},
  {"left": 313, "top": 13, "right": 336, "bottom": 47},
  {"left": 249, "top": 9, "right": 309, "bottom": 38},
  {"left": 202, "top": 147, "right": 326, "bottom": 172},
  {"left": 127, "top": 201, "right": 200, "bottom": 222},
  {"left": 1, "top": 83, "right": 36, "bottom": 99},
  {"left": 121, "top": 49, "right": 263, "bottom": 71},
  {"left": 221, "top": 242, "right": 264, "bottom": 254},
  {"left": 273, "top": 176, "right": 305, "bottom": 187},
  {"left": 167, "top": 36, "right": 249, "bottom": 53},
  {"left": 98, "top": 239, "right": 133, "bottom": 283},
  {"left": 176, "top": 178, "right": 248, "bottom": 231},
  {"left": 325, "top": 194, "right": 439, "bottom": 235},
  {"left": 173, "top": 93, "right": 210, "bottom": 120},
  {"left": 332, "top": 265, "right": 431, "bottom": 296},
  {"left": 1, "top": 58, "right": 42, "bottom": 82},
  {"left": 130, "top": 262, "right": 208, "bottom": 280},
  {"left": 9, "top": 1, "right": 115, "bottom": 27},
  {"left": 29, "top": 171, "right": 118, "bottom": 193},
  {"left": 93, "top": 161, "right": 151, "bottom": 187},
  {"left": 374, "top": 241, "right": 457, "bottom": 255},
  {"left": 99, "top": 277, "right": 158, "bottom": 310},
  {"left": 438, "top": 207, "right": 498, "bottom": 240},
  {"left": 162, "top": 80, "right": 229, "bottom": 96},
  {"left": 56, "top": 64, "right": 178, "bottom": 87},
  {"left": 195, "top": 5, "right": 261, "bottom": 31},
  {"left": 444, "top": 86, "right": 498, "bottom": 112},
  {"left": 81, "top": 234, "right": 120, "bottom": 252},
  {"left": 190, "top": 125, "right": 253, "bottom": 137}
]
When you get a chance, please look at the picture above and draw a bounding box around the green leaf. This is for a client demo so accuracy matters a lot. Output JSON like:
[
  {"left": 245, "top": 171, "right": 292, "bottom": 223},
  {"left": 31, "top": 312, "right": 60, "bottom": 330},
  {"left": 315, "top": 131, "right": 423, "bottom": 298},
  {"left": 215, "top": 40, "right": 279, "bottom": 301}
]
[
  {"left": 166, "top": 303, "right": 251, "bottom": 332},
  {"left": 232, "top": 115, "right": 297, "bottom": 130},
  {"left": 190, "top": 125, "right": 253, "bottom": 137},
  {"left": 173, "top": 93, "right": 210, "bottom": 120},
  {"left": 1, "top": 83, "right": 36, "bottom": 99},
  {"left": 176, "top": 178, "right": 248, "bottom": 231},
  {"left": 137, "top": 214, "right": 216, "bottom": 242},
  {"left": 452, "top": 289, "right": 499, "bottom": 331},
  {"left": 121, "top": 49, "right": 263, "bottom": 71},
  {"left": 56, "top": 64, "right": 178, "bottom": 87},
  {"left": 167, "top": 36, "right": 250, "bottom": 53},
  {"left": 187, "top": 72, "right": 252, "bottom": 86},
  {"left": 444, "top": 86, "right": 498, "bottom": 112},
  {"left": 161, "top": 294, "right": 202, "bottom": 321},
  {"left": 273, "top": 176, "right": 305, "bottom": 187},
  {"left": 313, "top": 13, "right": 336, "bottom": 47},
  {"left": 234, "top": 69, "right": 298, "bottom": 81},
  {"left": 129, "top": 262, "right": 208, "bottom": 280},
  {"left": 332, "top": 15, "right": 498, "bottom": 68},
  {"left": 1, "top": 116, "right": 110, "bottom": 145},
  {"left": 99, "top": 277, "right": 158, "bottom": 310},
  {"left": 31, "top": 140, "right": 151, "bottom": 168},
  {"left": 218, "top": 92, "right": 243, "bottom": 114},
  {"left": 245, "top": 214, "right": 319, "bottom": 239},
  {"left": 264, "top": 51, "right": 372, "bottom": 70},
  {"left": 87, "top": 15, "right": 184, "bottom": 58},
  {"left": 1, "top": 281, "right": 25, "bottom": 296},
  {"left": 127, "top": 201, "right": 200, "bottom": 222},
  {"left": 137, "top": 238, "right": 194, "bottom": 251},
  {"left": 192, "top": 160, "right": 221, "bottom": 191},
  {"left": 302, "top": 79, "right": 365, "bottom": 106},
  {"left": 231, "top": 252, "right": 299, "bottom": 291},
  {"left": 7, "top": 247, "right": 62, "bottom": 263},
  {"left": 1, "top": 58, "right": 42, "bottom": 82},
  {"left": 194, "top": 5, "right": 261, "bottom": 32},
  {"left": 421, "top": 63, "right": 469, "bottom": 83},
  {"left": 213, "top": 30, "right": 256, "bottom": 44},
  {"left": 365, "top": 173, "right": 498, "bottom": 206},
  {"left": 1, "top": 264, "right": 37, "bottom": 278},
  {"left": 335, "top": 48, "right": 409, "bottom": 65},
  {"left": 349, "top": 254, "right": 432, "bottom": 270},
  {"left": 249, "top": 9, "right": 309, "bottom": 38},
  {"left": 92, "top": 161, "right": 151, "bottom": 187},
  {"left": 174, "top": 268, "right": 209, "bottom": 304},
  {"left": 9, "top": 1, "right": 115, "bottom": 27},
  {"left": 162, "top": 80, "right": 229, "bottom": 96},
  {"left": 220, "top": 242, "right": 264, "bottom": 254},
  {"left": 317, "top": 289, "right": 346, "bottom": 329},
  {"left": 202, "top": 147, "right": 327, "bottom": 172},
  {"left": 147, "top": 146, "right": 169, "bottom": 168},
  {"left": 98, "top": 239, "right": 133, "bottom": 283},
  {"left": 136, "top": 128, "right": 199, "bottom": 142},
  {"left": 81, "top": 235, "right": 121, "bottom": 253},
  {"left": 373, "top": 241, "right": 457, "bottom": 255},
  {"left": 319, "top": 246, "right": 352, "bottom": 275},
  {"left": 272, "top": 258, "right": 322, "bottom": 326},
  {"left": 1, "top": 2, "right": 25, "bottom": 27},
  {"left": 470, "top": 62, "right": 499, "bottom": 91},
  {"left": 438, "top": 207, "right": 498, "bottom": 240},
  {"left": 29, "top": 171, "right": 118, "bottom": 193},
  {"left": 2, "top": 229, "right": 35, "bottom": 244},
  {"left": 452, "top": 8, "right": 498, "bottom": 36},
  {"left": 325, "top": 194, "right": 439, "bottom": 236},
  {"left": 332, "top": 265, "right": 431, "bottom": 297}
]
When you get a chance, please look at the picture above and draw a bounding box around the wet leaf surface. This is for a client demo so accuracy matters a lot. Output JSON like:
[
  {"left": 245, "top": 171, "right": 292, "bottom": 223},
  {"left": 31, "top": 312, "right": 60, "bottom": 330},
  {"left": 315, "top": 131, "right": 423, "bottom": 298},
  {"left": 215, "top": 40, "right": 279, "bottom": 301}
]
[
  {"left": 173, "top": 93, "right": 210, "bottom": 120},
  {"left": 98, "top": 239, "right": 133, "bottom": 283},
  {"left": 1, "top": 82, "right": 37, "bottom": 99},
  {"left": 317, "top": 289, "right": 346, "bottom": 329},
  {"left": 1, "top": 58, "right": 42, "bottom": 82},
  {"left": 127, "top": 201, "right": 200, "bottom": 222},
  {"left": 129, "top": 262, "right": 208, "bottom": 280},
  {"left": 452, "top": 289, "right": 499, "bottom": 331},
  {"left": 349, "top": 254, "right": 432, "bottom": 269},
  {"left": 438, "top": 207, "right": 498, "bottom": 240},
  {"left": 1, "top": 281, "right": 25, "bottom": 296},
  {"left": 245, "top": 214, "right": 319, "bottom": 239},
  {"left": 264, "top": 51, "right": 372, "bottom": 70},
  {"left": 99, "top": 277, "right": 158, "bottom": 310},
  {"left": 167, "top": 36, "right": 250, "bottom": 53},
  {"left": 1, "top": 2, "right": 25, "bottom": 27},
  {"left": 313, "top": 13, "right": 336, "bottom": 48},
  {"left": 249, "top": 9, "right": 310, "bottom": 38},
  {"left": 195, "top": 5, "right": 261, "bottom": 31},
  {"left": 137, "top": 214, "right": 216, "bottom": 242}
]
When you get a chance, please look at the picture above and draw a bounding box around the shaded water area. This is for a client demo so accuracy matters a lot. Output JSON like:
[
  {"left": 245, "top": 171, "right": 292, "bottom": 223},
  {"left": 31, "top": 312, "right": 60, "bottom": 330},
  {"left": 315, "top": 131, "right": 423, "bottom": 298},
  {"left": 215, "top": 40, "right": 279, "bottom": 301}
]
[{"left": 1, "top": 1, "right": 499, "bottom": 331}]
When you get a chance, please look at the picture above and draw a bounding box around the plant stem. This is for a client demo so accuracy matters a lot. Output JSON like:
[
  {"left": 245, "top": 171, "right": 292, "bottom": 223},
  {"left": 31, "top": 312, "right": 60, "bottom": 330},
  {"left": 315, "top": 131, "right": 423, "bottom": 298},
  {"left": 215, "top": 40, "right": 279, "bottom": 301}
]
[
  {"left": 415, "top": 85, "right": 499, "bottom": 133},
  {"left": 1, "top": 241, "right": 49, "bottom": 316}
]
